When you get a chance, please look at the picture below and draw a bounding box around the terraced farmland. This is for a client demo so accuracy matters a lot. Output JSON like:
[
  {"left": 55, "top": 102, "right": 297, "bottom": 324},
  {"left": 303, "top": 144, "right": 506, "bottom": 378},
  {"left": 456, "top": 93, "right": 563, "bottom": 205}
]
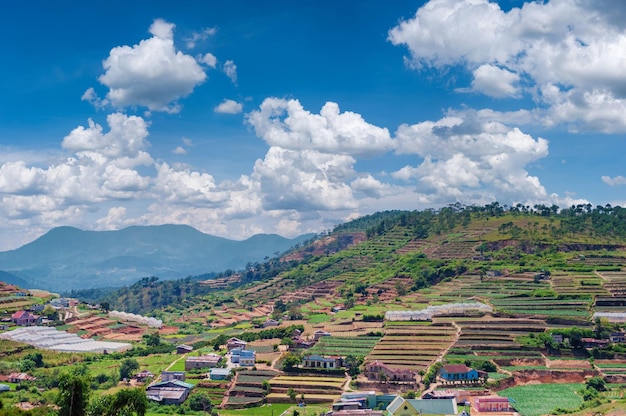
[
  {"left": 226, "top": 370, "right": 277, "bottom": 408},
  {"left": 265, "top": 375, "right": 345, "bottom": 404},
  {"left": 306, "top": 336, "right": 381, "bottom": 357},
  {"left": 489, "top": 297, "right": 591, "bottom": 318},
  {"left": 366, "top": 322, "right": 457, "bottom": 371}
]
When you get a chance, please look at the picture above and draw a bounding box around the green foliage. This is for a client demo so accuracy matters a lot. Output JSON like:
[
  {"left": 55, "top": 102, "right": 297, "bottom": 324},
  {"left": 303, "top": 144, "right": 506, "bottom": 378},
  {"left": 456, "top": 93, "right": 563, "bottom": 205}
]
[
  {"left": 282, "top": 353, "right": 302, "bottom": 371},
  {"left": 87, "top": 388, "right": 147, "bottom": 416},
  {"left": 119, "top": 358, "right": 139, "bottom": 380},
  {"left": 56, "top": 368, "right": 91, "bottom": 416},
  {"left": 585, "top": 376, "right": 606, "bottom": 392},
  {"left": 188, "top": 392, "right": 213, "bottom": 412},
  {"left": 143, "top": 331, "right": 161, "bottom": 347}
]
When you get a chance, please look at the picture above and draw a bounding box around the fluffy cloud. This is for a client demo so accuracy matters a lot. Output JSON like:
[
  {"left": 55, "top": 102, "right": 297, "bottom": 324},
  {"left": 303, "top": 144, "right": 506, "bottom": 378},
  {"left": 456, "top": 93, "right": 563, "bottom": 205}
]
[
  {"left": 223, "top": 60, "right": 237, "bottom": 84},
  {"left": 214, "top": 99, "right": 243, "bottom": 114},
  {"left": 62, "top": 113, "right": 149, "bottom": 159},
  {"left": 602, "top": 175, "right": 626, "bottom": 186},
  {"left": 185, "top": 27, "right": 216, "bottom": 49},
  {"left": 393, "top": 115, "right": 550, "bottom": 202},
  {"left": 200, "top": 53, "right": 217, "bottom": 68},
  {"left": 470, "top": 64, "right": 520, "bottom": 98},
  {"left": 247, "top": 98, "right": 393, "bottom": 157},
  {"left": 253, "top": 147, "right": 358, "bottom": 211},
  {"left": 389, "top": 0, "right": 626, "bottom": 132},
  {"left": 96, "top": 19, "right": 207, "bottom": 113}
]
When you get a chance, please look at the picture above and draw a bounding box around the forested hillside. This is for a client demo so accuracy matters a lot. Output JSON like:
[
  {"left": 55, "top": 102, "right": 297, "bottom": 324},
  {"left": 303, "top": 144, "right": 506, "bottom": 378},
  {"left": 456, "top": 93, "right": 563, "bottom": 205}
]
[{"left": 72, "top": 202, "right": 626, "bottom": 315}]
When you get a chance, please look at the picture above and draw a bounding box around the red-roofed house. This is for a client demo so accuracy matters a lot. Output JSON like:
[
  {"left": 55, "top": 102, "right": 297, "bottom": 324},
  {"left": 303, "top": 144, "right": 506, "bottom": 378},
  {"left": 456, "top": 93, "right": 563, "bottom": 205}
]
[
  {"left": 364, "top": 361, "right": 416, "bottom": 382},
  {"left": 11, "top": 311, "right": 41, "bottom": 326},
  {"left": 8, "top": 373, "right": 36, "bottom": 383}
]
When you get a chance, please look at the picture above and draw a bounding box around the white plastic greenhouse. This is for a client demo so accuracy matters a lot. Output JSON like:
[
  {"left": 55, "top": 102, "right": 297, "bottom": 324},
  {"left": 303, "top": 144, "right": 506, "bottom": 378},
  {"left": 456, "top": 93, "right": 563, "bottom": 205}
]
[
  {"left": 109, "top": 310, "right": 162, "bottom": 328},
  {"left": 385, "top": 302, "right": 493, "bottom": 321}
]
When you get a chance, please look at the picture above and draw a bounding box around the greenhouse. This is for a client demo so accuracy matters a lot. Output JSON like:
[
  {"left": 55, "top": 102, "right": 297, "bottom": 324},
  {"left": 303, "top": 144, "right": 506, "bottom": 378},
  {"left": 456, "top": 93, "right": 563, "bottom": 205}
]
[
  {"left": 0, "top": 326, "right": 132, "bottom": 353},
  {"left": 109, "top": 310, "right": 163, "bottom": 328},
  {"left": 385, "top": 302, "right": 493, "bottom": 321}
]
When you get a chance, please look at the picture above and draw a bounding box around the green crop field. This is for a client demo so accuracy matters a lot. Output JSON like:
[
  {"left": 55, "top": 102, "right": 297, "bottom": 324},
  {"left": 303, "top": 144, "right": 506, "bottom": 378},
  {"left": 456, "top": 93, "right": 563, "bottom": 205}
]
[{"left": 500, "top": 383, "right": 584, "bottom": 416}]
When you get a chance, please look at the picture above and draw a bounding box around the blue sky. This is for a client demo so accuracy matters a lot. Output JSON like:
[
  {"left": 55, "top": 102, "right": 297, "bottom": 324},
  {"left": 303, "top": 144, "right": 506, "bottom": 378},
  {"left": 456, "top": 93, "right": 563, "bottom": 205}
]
[{"left": 1, "top": 0, "right": 625, "bottom": 250}]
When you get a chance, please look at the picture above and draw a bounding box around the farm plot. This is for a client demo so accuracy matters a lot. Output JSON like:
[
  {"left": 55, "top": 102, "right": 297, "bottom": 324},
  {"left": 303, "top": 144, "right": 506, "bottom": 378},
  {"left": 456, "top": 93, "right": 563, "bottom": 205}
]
[
  {"left": 226, "top": 370, "right": 278, "bottom": 408},
  {"left": 489, "top": 297, "right": 591, "bottom": 318},
  {"left": 451, "top": 317, "right": 546, "bottom": 350},
  {"left": 366, "top": 323, "right": 457, "bottom": 372},
  {"left": 551, "top": 273, "right": 609, "bottom": 297},
  {"left": 192, "top": 381, "right": 228, "bottom": 406},
  {"left": 306, "top": 336, "right": 381, "bottom": 357},
  {"left": 499, "top": 383, "right": 584, "bottom": 416},
  {"left": 265, "top": 375, "right": 345, "bottom": 404}
]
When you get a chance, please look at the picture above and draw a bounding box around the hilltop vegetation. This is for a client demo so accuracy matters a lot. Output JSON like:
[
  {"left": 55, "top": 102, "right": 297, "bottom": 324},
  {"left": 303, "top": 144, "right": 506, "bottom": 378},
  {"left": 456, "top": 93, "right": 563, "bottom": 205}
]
[{"left": 6, "top": 202, "right": 626, "bottom": 415}]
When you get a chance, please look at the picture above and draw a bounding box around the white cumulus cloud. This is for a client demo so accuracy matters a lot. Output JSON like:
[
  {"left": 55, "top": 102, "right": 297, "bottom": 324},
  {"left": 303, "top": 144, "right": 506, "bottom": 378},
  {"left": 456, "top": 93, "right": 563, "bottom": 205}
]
[
  {"left": 389, "top": 0, "right": 626, "bottom": 132},
  {"left": 602, "top": 175, "right": 626, "bottom": 186},
  {"left": 96, "top": 18, "right": 207, "bottom": 113},
  {"left": 247, "top": 98, "right": 393, "bottom": 157},
  {"left": 214, "top": 99, "right": 243, "bottom": 114}
]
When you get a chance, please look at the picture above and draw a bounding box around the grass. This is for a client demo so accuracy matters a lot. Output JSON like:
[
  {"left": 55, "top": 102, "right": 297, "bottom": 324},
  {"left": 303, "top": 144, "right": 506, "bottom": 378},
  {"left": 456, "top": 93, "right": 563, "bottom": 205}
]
[
  {"left": 218, "top": 403, "right": 332, "bottom": 416},
  {"left": 500, "top": 383, "right": 584, "bottom": 416}
]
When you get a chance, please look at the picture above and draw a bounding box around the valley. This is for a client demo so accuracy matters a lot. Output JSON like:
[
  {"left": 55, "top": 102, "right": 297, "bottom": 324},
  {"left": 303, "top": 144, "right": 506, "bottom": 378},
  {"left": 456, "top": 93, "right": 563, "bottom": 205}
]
[{"left": 1, "top": 204, "right": 626, "bottom": 415}]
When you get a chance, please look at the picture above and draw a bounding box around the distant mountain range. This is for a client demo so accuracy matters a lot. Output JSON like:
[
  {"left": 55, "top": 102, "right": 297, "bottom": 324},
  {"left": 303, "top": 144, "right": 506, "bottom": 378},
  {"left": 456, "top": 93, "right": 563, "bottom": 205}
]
[{"left": 0, "top": 225, "right": 314, "bottom": 291}]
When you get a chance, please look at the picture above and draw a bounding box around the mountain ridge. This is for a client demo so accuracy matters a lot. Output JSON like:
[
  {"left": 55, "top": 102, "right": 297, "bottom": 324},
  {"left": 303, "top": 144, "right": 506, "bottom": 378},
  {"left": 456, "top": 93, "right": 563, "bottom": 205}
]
[{"left": 0, "top": 224, "right": 315, "bottom": 291}]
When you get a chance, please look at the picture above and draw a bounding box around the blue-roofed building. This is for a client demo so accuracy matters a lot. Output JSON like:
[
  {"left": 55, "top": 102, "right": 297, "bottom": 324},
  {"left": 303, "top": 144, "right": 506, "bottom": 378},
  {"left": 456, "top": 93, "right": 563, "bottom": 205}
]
[
  {"left": 303, "top": 354, "right": 343, "bottom": 369},
  {"left": 231, "top": 348, "right": 256, "bottom": 366},
  {"left": 209, "top": 368, "right": 231, "bottom": 380}
]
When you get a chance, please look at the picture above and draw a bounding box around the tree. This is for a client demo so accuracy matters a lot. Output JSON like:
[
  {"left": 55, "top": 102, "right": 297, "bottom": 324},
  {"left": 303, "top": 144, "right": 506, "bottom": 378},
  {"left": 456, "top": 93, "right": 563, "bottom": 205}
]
[
  {"left": 144, "top": 331, "right": 161, "bottom": 347},
  {"left": 100, "top": 302, "right": 110, "bottom": 313},
  {"left": 87, "top": 388, "right": 147, "bottom": 416},
  {"left": 585, "top": 376, "right": 607, "bottom": 392},
  {"left": 57, "top": 370, "right": 91, "bottom": 416},
  {"left": 189, "top": 392, "right": 213, "bottom": 412},
  {"left": 119, "top": 358, "right": 139, "bottom": 380},
  {"left": 23, "top": 352, "right": 44, "bottom": 368},
  {"left": 282, "top": 353, "right": 301, "bottom": 371},
  {"left": 42, "top": 305, "right": 59, "bottom": 321},
  {"left": 287, "top": 388, "right": 297, "bottom": 402}
]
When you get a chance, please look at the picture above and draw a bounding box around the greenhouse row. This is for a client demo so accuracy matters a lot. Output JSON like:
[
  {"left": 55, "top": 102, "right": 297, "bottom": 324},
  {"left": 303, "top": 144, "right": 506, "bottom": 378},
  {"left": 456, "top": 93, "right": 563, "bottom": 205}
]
[
  {"left": 109, "top": 310, "right": 163, "bottom": 328},
  {"left": 0, "top": 326, "right": 132, "bottom": 353},
  {"left": 385, "top": 302, "right": 493, "bottom": 321}
]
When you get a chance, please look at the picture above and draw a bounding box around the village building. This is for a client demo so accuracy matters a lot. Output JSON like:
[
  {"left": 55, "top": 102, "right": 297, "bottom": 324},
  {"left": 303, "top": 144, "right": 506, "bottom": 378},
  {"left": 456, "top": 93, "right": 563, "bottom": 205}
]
[
  {"left": 302, "top": 354, "right": 343, "bottom": 369},
  {"left": 582, "top": 338, "right": 609, "bottom": 349},
  {"left": 314, "top": 330, "right": 332, "bottom": 340},
  {"left": 161, "top": 371, "right": 185, "bottom": 382},
  {"left": 423, "top": 390, "right": 470, "bottom": 405},
  {"left": 176, "top": 344, "right": 194, "bottom": 354},
  {"left": 610, "top": 332, "right": 626, "bottom": 343},
  {"left": 133, "top": 370, "right": 154, "bottom": 383},
  {"left": 11, "top": 311, "right": 41, "bottom": 326},
  {"left": 209, "top": 368, "right": 231, "bottom": 380},
  {"left": 185, "top": 354, "right": 222, "bottom": 370},
  {"left": 146, "top": 379, "right": 193, "bottom": 405},
  {"left": 226, "top": 337, "right": 247, "bottom": 351},
  {"left": 439, "top": 364, "right": 485, "bottom": 383},
  {"left": 386, "top": 396, "right": 458, "bottom": 416},
  {"left": 8, "top": 373, "right": 36, "bottom": 383},
  {"left": 262, "top": 318, "right": 280, "bottom": 327},
  {"left": 230, "top": 348, "right": 256, "bottom": 366},
  {"left": 365, "top": 361, "right": 416, "bottom": 382},
  {"left": 474, "top": 396, "right": 511, "bottom": 412}
]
